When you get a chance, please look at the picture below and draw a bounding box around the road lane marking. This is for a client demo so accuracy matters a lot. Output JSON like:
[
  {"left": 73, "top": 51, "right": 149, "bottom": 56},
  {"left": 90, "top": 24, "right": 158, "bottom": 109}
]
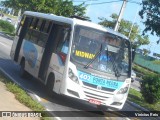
[
  {"left": 46, "top": 109, "right": 61, "bottom": 120},
  {"left": 33, "top": 93, "right": 48, "bottom": 102},
  {"left": 46, "top": 108, "right": 51, "bottom": 111},
  {"left": 41, "top": 97, "right": 48, "bottom": 102},
  {"left": 34, "top": 94, "right": 41, "bottom": 101},
  {"left": 104, "top": 111, "right": 131, "bottom": 120},
  {"left": 0, "top": 42, "right": 9, "bottom": 48},
  {"left": 125, "top": 118, "right": 131, "bottom": 120}
]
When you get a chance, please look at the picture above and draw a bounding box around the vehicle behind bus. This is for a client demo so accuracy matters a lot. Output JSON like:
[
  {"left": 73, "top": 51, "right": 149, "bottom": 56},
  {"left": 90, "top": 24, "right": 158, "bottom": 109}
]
[{"left": 10, "top": 11, "right": 132, "bottom": 110}]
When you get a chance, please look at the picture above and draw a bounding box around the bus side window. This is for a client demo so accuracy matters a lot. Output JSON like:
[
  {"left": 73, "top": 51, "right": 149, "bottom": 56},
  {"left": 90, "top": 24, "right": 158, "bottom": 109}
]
[
  {"left": 56, "top": 27, "right": 70, "bottom": 54},
  {"left": 36, "top": 19, "right": 43, "bottom": 31},
  {"left": 42, "top": 20, "right": 52, "bottom": 33},
  {"left": 29, "top": 18, "right": 40, "bottom": 43},
  {"left": 23, "top": 16, "right": 33, "bottom": 40},
  {"left": 29, "top": 18, "right": 37, "bottom": 29},
  {"left": 37, "top": 20, "right": 52, "bottom": 47}
]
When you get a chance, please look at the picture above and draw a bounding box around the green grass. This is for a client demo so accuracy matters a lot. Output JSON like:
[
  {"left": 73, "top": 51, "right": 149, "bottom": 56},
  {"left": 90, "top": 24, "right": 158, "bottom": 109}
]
[
  {"left": 0, "top": 73, "right": 51, "bottom": 120},
  {"left": 0, "top": 29, "right": 15, "bottom": 38},
  {"left": 128, "top": 88, "right": 160, "bottom": 111},
  {"left": 153, "top": 60, "right": 160, "bottom": 64},
  {"left": 6, "top": 83, "right": 44, "bottom": 111},
  {"left": 4, "top": 13, "right": 18, "bottom": 19},
  {"left": 0, "top": 20, "right": 15, "bottom": 36},
  {"left": 2, "top": 31, "right": 15, "bottom": 37}
]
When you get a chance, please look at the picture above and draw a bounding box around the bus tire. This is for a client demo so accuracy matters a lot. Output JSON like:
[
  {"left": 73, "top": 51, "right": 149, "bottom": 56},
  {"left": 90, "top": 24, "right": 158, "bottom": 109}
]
[
  {"left": 20, "top": 58, "right": 27, "bottom": 78},
  {"left": 46, "top": 74, "right": 55, "bottom": 96}
]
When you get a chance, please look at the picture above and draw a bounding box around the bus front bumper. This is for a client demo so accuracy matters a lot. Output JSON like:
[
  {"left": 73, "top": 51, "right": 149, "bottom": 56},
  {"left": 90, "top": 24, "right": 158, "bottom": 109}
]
[{"left": 61, "top": 78, "right": 128, "bottom": 110}]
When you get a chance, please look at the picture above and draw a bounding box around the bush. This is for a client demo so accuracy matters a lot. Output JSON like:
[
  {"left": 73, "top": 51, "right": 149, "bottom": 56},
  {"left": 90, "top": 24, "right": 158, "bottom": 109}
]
[
  {"left": 141, "top": 74, "right": 160, "bottom": 104},
  {"left": 153, "top": 60, "right": 160, "bottom": 64},
  {"left": 132, "top": 64, "right": 157, "bottom": 78},
  {"left": 0, "top": 20, "right": 15, "bottom": 34}
]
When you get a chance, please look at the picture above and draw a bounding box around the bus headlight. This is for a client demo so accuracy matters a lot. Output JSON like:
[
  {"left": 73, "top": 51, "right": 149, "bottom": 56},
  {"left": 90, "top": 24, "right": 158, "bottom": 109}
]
[
  {"left": 117, "top": 85, "right": 129, "bottom": 94},
  {"left": 68, "top": 68, "right": 79, "bottom": 84}
]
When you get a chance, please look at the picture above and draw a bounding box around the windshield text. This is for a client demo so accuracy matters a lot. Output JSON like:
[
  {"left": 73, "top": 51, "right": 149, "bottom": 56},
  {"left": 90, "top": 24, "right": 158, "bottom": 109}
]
[{"left": 75, "top": 50, "right": 95, "bottom": 59}]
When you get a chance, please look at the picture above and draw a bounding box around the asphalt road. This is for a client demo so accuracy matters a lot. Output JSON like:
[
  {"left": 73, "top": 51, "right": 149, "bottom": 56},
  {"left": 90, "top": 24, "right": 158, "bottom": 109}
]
[
  {"left": 0, "top": 34, "right": 157, "bottom": 120},
  {"left": 0, "top": 15, "right": 17, "bottom": 26}
]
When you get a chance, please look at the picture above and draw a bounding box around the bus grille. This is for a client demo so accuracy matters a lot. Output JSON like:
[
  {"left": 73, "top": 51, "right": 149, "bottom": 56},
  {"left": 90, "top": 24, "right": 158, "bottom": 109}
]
[
  {"left": 82, "top": 81, "right": 115, "bottom": 92},
  {"left": 82, "top": 81, "right": 115, "bottom": 103}
]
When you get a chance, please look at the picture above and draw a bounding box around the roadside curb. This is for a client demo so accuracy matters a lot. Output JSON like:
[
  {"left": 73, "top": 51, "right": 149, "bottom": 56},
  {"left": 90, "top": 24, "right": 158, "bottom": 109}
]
[
  {"left": 0, "top": 67, "right": 56, "bottom": 120},
  {"left": 0, "top": 32, "right": 14, "bottom": 40},
  {"left": 0, "top": 67, "right": 38, "bottom": 103},
  {"left": 0, "top": 67, "right": 61, "bottom": 120},
  {"left": 126, "top": 100, "right": 149, "bottom": 112}
]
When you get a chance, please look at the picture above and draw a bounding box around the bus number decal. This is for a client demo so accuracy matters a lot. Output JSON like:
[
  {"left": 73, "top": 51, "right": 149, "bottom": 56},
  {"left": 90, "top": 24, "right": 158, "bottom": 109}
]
[
  {"left": 78, "top": 71, "right": 123, "bottom": 89},
  {"left": 79, "top": 73, "right": 90, "bottom": 81}
]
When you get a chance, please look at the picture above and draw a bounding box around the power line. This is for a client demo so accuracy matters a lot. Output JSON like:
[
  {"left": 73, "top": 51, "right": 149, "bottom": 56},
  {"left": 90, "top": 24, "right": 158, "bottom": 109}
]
[
  {"left": 127, "top": 0, "right": 141, "bottom": 5},
  {"left": 86, "top": 0, "right": 123, "bottom": 5},
  {"left": 73, "top": 0, "right": 99, "bottom": 2},
  {"left": 73, "top": 0, "right": 142, "bottom": 5}
]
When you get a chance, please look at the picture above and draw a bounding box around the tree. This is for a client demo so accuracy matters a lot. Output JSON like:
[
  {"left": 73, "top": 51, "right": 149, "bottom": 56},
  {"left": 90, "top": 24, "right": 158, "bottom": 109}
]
[
  {"left": 142, "top": 48, "right": 151, "bottom": 56},
  {"left": 2, "top": 0, "right": 88, "bottom": 18},
  {"left": 98, "top": 13, "right": 150, "bottom": 47},
  {"left": 141, "top": 74, "right": 160, "bottom": 104},
  {"left": 98, "top": 13, "right": 150, "bottom": 60},
  {"left": 139, "top": 0, "right": 160, "bottom": 37}
]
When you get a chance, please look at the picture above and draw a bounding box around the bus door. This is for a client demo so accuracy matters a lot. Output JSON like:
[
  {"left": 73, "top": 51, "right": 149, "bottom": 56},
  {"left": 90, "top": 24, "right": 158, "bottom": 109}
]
[
  {"left": 13, "top": 16, "right": 31, "bottom": 62},
  {"left": 38, "top": 23, "right": 70, "bottom": 81},
  {"left": 38, "top": 23, "right": 59, "bottom": 80}
]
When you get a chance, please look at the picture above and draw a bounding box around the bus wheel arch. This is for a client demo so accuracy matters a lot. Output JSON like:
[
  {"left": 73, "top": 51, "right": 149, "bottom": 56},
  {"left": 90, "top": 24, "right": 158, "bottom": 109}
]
[
  {"left": 46, "top": 72, "right": 55, "bottom": 96},
  {"left": 20, "top": 57, "right": 27, "bottom": 78}
]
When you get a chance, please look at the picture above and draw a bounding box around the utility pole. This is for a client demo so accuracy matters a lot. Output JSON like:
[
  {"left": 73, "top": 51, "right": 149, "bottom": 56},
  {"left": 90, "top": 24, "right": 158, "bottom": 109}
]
[
  {"left": 114, "top": 0, "right": 127, "bottom": 32},
  {"left": 128, "top": 0, "right": 141, "bottom": 39},
  {"left": 128, "top": 5, "right": 140, "bottom": 39},
  {"left": 14, "top": 9, "right": 21, "bottom": 29}
]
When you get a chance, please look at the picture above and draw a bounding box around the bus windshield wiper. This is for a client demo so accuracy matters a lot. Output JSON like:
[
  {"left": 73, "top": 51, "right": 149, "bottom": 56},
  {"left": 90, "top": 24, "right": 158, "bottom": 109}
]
[
  {"left": 112, "top": 59, "right": 121, "bottom": 78},
  {"left": 84, "top": 44, "right": 102, "bottom": 69},
  {"left": 105, "top": 45, "right": 121, "bottom": 78}
]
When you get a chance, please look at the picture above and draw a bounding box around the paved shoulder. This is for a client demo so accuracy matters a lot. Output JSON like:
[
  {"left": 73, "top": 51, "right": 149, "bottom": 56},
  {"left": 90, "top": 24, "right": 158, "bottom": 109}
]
[{"left": 0, "top": 81, "right": 40, "bottom": 120}]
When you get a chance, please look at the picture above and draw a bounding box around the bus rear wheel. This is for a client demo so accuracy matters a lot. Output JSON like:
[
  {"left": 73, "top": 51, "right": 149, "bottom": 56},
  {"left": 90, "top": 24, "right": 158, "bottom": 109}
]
[
  {"left": 46, "top": 74, "right": 55, "bottom": 96},
  {"left": 20, "top": 59, "right": 27, "bottom": 78}
]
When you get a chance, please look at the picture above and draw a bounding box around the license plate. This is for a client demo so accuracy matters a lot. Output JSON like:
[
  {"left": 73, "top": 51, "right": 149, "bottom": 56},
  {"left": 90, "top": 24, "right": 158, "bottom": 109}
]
[{"left": 89, "top": 99, "right": 101, "bottom": 105}]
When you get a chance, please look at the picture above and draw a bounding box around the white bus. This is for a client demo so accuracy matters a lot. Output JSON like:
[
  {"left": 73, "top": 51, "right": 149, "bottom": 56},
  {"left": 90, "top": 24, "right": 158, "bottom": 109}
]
[{"left": 10, "top": 11, "right": 132, "bottom": 110}]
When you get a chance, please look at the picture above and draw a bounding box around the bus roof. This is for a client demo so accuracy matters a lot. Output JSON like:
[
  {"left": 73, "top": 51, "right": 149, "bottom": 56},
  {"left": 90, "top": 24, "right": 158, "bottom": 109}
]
[
  {"left": 73, "top": 18, "right": 129, "bottom": 40},
  {"left": 24, "top": 11, "right": 129, "bottom": 40}
]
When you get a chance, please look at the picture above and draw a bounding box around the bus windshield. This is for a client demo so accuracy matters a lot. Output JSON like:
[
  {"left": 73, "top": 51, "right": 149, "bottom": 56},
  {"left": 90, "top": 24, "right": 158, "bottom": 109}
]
[{"left": 71, "top": 26, "right": 130, "bottom": 77}]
